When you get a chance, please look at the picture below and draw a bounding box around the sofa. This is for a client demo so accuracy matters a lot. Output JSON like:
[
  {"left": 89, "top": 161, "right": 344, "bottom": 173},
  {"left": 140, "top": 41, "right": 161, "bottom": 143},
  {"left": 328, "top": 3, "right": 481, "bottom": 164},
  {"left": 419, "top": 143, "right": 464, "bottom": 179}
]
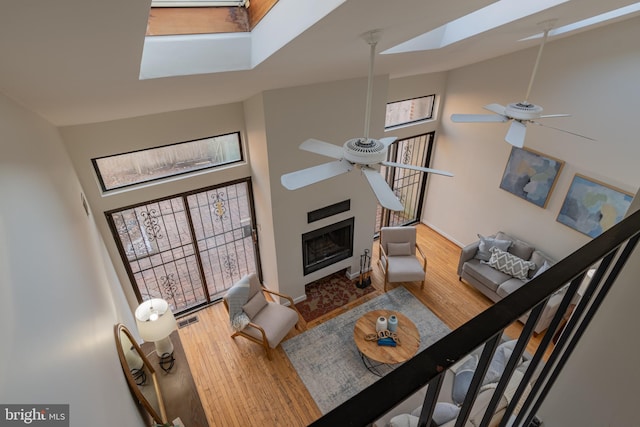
[
  {"left": 373, "top": 339, "right": 532, "bottom": 427},
  {"left": 457, "top": 232, "right": 564, "bottom": 335}
]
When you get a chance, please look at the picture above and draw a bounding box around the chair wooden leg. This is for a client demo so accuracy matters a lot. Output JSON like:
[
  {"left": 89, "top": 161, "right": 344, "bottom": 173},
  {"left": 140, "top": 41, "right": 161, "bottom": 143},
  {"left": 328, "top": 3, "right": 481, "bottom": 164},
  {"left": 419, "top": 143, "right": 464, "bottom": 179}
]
[
  {"left": 420, "top": 280, "right": 425, "bottom": 290},
  {"left": 264, "top": 344, "right": 272, "bottom": 360}
]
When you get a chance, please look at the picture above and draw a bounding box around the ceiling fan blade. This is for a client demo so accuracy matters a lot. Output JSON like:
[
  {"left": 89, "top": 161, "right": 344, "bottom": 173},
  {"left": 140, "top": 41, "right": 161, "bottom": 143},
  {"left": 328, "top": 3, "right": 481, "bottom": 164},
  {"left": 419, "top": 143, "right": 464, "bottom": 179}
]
[
  {"left": 361, "top": 167, "right": 404, "bottom": 211},
  {"left": 381, "top": 161, "right": 454, "bottom": 177},
  {"left": 281, "top": 159, "right": 352, "bottom": 190},
  {"left": 505, "top": 121, "right": 527, "bottom": 148},
  {"left": 539, "top": 114, "right": 571, "bottom": 118},
  {"left": 299, "top": 138, "right": 344, "bottom": 159},
  {"left": 379, "top": 136, "right": 397, "bottom": 147},
  {"left": 451, "top": 114, "right": 509, "bottom": 123},
  {"left": 530, "top": 121, "right": 596, "bottom": 141},
  {"left": 483, "top": 103, "right": 508, "bottom": 115}
]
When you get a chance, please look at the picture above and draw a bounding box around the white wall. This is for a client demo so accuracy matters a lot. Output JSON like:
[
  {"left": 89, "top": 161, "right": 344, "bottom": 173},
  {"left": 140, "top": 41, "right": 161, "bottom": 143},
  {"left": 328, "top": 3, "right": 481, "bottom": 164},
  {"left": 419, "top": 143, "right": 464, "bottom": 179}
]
[
  {"left": 426, "top": 17, "right": 640, "bottom": 261},
  {"left": 419, "top": 17, "right": 640, "bottom": 425},
  {"left": 57, "top": 14, "right": 640, "bottom": 311},
  {"left": 536, "top": 192, "right": 640, "bottom": 425},
  {"left": 0, "top": 93, "right": 142, "bottom": 425},
  {"left": 385, "top": 71, "right": 451, "bottom": 218},
  {"left": 385, "top": 71, "right": 448, "bottom": 140},
  {"left": 243, "top": 92, "right": 280, "bottom": 290},
  {"left": 62, "top": 76, "right": 391, "bottom": 302},
  {"left": 260, "top": 76, "right": 388, "bottom": 299},
  {"left": 61, "top": 103, "right": 251, "bottom": 311},
  {"left": 2, "top": 14, "right": 637, "bottom": 424}
]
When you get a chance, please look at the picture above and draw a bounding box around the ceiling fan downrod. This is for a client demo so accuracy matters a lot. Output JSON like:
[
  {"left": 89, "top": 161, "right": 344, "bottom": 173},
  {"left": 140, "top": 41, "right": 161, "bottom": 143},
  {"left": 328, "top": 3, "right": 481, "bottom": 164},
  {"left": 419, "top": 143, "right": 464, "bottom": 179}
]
[
  {"left": 523, "top": 26, "right": 552, "bottom": 104},
  {"left": 362, "top": 30, "right": 382, "bottom": 140}
]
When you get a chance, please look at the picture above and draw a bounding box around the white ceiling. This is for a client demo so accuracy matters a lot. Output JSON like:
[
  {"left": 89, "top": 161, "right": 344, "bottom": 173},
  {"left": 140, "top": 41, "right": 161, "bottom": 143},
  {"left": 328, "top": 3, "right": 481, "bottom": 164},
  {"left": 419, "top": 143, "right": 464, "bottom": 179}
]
[{"left": 1, "top": 0, "right": 638, "bottom": 126}]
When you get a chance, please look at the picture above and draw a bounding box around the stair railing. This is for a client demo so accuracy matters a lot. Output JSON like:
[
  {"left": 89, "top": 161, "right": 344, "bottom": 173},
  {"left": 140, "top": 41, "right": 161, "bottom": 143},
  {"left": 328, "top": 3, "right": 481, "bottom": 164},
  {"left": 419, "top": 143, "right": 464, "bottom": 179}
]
[{"left": 310, "top": 208, "right": 640, "bottom": 427}]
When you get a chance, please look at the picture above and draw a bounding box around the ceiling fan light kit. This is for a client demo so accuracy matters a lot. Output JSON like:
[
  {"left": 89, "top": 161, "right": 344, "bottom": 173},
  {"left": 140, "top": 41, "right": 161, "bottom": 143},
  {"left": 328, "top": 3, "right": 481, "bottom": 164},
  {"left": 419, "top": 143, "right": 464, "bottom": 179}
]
[
  {"left": 280, "top": 30, "right": 453, "bottom": 211},
  {"left": 343, "top": 138, "right": 390, "bottom": 165},
  {"left": 504, "top": 102, "right": 544, "bottom": 120}
]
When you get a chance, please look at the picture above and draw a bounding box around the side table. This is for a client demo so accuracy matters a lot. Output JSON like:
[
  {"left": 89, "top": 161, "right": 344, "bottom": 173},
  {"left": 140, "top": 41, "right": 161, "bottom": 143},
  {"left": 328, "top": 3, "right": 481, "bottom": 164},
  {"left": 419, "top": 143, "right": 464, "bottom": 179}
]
[{"left": 354, "top": 310, "right": 420, "bottom": 376}]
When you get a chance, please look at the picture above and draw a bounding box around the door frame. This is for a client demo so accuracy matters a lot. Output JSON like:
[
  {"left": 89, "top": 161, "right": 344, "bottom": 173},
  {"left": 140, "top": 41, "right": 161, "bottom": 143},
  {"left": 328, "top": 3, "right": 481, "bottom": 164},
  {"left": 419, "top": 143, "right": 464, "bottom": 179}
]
[{"left": 105, "top": 176, "right": 262, "bottom": 314}]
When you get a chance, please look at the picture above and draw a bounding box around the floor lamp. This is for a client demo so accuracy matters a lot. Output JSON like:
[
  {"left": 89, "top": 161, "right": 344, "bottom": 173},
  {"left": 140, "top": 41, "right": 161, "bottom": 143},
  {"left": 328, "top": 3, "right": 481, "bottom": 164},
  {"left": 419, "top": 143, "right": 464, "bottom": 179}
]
[{"left": 135, "top": 298, "right": 177, "bottom": 372}]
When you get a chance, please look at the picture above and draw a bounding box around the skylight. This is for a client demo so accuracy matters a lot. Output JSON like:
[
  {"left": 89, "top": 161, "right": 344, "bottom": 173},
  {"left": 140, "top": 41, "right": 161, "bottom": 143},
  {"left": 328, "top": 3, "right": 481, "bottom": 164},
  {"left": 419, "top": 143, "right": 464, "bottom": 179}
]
[
  {"left": 151, "top": 0, "right": 247, "bottom": 6},
  {"left": 381, "top": 0, "right": 569, "bottom": 54},
  {"left": 141, "top": 0, "right": 346, "bottom": 79},
  {"left": 520, "top": 2, "right": 640, "bottom": 40}
]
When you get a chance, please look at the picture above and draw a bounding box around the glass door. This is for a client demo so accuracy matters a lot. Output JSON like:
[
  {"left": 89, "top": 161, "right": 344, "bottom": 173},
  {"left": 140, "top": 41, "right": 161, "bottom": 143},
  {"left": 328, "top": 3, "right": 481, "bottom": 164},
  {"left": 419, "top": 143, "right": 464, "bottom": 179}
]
[
  {"left": 375, "top": 132, "right": 435, "bottom": 234},
  {"left": 187, "top": 180, "right": 260, "bottom": 299},
  {"left": 107, "top": 178, "right": 260, "bottom": 315}
]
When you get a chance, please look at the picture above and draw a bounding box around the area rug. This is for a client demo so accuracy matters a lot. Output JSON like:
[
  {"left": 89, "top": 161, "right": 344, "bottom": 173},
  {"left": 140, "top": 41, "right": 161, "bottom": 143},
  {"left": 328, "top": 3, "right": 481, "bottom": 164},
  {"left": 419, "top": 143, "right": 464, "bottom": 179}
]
[
  {"left": 282, "top": 287, "right": 451, "bottom": 414},
  {"left": 294, "top": 269, "right": 376, "bottom": 322}
]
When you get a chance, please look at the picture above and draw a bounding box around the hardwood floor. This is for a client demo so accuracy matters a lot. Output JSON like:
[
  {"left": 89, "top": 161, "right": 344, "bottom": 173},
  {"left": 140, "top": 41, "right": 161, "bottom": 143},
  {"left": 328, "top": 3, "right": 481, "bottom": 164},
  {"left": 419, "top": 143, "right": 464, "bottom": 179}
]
[{"left": 178, "top": 224, "right": 546, "bottom": 426}]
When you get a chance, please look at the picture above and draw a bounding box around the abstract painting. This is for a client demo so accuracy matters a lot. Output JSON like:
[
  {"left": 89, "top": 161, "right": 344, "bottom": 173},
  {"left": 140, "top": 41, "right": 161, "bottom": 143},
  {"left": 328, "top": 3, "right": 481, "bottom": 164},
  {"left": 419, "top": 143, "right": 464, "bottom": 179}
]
[
  {"left": 499, "top": 147, "right": 564, "bottom": 208},
  {"left": 557, "top": 174, "right": 633, "bottom": 238}
]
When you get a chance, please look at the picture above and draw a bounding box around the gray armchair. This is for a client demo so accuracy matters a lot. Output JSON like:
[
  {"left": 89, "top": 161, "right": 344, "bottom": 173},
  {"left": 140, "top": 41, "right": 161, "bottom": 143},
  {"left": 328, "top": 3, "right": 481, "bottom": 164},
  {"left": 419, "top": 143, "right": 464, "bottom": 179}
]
[
  {"left": 378, "top": 226, "right": 428, "bottom": 292},
  {"left": 223, "top": 273, "right": 302, "bottom": 360}
]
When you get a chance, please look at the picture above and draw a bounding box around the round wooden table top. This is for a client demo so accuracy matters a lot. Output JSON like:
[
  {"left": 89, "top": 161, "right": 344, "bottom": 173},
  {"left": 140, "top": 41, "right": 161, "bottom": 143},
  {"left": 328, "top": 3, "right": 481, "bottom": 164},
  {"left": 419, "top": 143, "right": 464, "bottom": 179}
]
[{"left": 353, "top": 310, "right": 420, "bottom": 365}]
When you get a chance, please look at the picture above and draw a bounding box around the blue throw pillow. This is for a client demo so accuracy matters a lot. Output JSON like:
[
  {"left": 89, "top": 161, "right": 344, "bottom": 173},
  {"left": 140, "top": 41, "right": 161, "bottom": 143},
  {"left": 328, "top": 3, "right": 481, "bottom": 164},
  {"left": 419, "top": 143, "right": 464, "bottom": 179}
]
[
  {"left": 432, "top": 402, "right": 460, "bottom": 425},
  {"left": 530, "top": 260, "right": 551, "bottom": 281},
  {"left": 475, "top": 234, "right": 512, "bottom": 261},
  {"left": 452, "top": 370, "right": 474, "bottom": 406},
  {"left": 452, "top": 355, "right": 478, "bottom": 405},
  {"left": 484, "top": 339, "right": 518, "bottom": 385}
]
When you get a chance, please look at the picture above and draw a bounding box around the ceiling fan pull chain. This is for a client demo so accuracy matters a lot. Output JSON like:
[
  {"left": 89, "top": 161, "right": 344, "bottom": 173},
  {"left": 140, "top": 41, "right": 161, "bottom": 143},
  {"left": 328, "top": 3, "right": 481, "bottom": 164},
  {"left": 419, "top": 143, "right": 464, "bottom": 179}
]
[{"left": 524, "top": 28, "right": 549, "bottom": 104}]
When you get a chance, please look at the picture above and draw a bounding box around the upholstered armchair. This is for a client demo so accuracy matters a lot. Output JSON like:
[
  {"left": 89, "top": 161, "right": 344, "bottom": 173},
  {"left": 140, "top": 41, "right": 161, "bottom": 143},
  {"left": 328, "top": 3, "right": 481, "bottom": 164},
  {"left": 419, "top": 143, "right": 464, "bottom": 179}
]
[
  {"left": 378, "top": 226, "right": 428, "bottom": 292},
  {"left": 223, "top": 273, "right": 302, "bottom": 360}
]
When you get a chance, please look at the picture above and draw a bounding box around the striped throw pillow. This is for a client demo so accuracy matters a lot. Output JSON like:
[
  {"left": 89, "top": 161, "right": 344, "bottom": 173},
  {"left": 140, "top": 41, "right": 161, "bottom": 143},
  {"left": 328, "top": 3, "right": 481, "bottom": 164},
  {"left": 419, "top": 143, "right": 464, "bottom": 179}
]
[{"left": 487, "top": 247, "right": 536, "bottom": 280}]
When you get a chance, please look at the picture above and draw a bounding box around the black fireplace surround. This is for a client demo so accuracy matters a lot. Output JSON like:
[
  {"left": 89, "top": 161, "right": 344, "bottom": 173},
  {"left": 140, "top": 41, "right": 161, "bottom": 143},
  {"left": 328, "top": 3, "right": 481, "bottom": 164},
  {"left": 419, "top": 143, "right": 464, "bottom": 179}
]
[{"left": 302, "top": 217, "right": 354, "bottom": 276}]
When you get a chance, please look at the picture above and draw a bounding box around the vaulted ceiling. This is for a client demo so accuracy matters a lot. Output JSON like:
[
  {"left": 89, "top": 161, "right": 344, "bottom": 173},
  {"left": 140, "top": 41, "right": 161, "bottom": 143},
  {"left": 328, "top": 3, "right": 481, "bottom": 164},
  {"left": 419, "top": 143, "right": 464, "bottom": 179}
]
[{"left": 0, "top": 0, "right": 638, "bottom": 126}]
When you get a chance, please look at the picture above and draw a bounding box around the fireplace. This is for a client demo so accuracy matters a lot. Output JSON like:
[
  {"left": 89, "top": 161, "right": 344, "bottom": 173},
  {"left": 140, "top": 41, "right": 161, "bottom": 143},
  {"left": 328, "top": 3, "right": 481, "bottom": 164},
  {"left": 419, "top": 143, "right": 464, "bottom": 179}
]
[{"left": 302, "top": 217, "right": 354, "bottom": 276}]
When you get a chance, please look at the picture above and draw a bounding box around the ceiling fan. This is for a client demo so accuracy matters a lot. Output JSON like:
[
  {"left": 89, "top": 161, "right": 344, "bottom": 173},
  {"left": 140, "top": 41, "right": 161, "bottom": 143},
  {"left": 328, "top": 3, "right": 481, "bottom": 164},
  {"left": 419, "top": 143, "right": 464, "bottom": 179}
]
[
  {"left": 280, "top": 30, "right": 454, "bottom": 212},
  {"left": 450, "top": 24, "right": 595, "bottom": 148}
]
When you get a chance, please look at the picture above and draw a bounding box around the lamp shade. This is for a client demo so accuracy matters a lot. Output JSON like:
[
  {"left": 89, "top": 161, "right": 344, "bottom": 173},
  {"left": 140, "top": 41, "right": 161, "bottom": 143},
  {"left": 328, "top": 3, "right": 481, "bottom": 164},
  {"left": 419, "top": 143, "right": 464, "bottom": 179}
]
[{"left": 134, "top": 298, "right": 177, "bottom": 342}]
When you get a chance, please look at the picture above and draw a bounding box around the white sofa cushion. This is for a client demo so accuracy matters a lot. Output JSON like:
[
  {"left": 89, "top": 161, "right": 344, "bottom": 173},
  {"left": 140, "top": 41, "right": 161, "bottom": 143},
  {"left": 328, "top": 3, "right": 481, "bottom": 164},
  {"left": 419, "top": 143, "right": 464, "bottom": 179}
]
[
  {"left": 387, "top": 256, "right": 426, "bottom": 282},
  {"left": 462, "top": 260, "right": 512, "bottom": 292},
  {"left": 389, "top": 402, "right": 460, "bottom": 427}
]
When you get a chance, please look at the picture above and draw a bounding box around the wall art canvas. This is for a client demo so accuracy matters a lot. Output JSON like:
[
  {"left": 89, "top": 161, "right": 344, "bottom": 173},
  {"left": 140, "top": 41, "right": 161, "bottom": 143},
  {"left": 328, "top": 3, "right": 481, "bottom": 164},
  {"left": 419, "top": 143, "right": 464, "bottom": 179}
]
[
  {"left": 499, "top": 147, "right": 564, "bottom": 208},
  {"left": 557, "top": 174, "right": 633, "bottom": 238}
]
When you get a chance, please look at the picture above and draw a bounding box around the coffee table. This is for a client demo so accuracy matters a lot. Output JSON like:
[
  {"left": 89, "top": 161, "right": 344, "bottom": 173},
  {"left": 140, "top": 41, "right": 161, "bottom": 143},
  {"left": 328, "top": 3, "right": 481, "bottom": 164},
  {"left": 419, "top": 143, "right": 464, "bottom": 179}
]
[{"left": 354, "top": 310, "right": 420, "bottom": 376}]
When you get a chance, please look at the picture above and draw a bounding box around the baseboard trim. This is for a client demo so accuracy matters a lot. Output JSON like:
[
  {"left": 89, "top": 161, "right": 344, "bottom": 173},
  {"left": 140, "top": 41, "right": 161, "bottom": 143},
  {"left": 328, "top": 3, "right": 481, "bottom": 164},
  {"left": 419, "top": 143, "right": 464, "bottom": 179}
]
[
  {"left": 293, "top": 294, "right": 307, "bottom": 304},
  {"left": 421, "top": 220, "right": 465, "bottom": 248}
]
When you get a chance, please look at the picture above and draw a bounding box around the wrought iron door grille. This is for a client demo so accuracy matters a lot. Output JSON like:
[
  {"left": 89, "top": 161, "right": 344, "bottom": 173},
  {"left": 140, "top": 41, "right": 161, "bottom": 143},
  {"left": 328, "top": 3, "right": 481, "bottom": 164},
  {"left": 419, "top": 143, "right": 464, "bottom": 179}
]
[
  {"left": 106, "top": 178, "right": 260, "bottom": 315},
  {"left": 376, "top": 132, "right": 434, "bottom": 233}
]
